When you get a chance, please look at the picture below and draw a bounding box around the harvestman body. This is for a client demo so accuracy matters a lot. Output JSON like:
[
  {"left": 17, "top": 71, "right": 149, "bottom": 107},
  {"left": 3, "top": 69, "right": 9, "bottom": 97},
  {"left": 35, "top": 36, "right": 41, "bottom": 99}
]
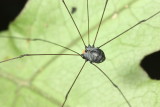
[
  {"left": 0, "top": 0, "right": 160, "bottom": 107},
  {"left": 82, "top": 45, "right": 106, "bottom": 63}
]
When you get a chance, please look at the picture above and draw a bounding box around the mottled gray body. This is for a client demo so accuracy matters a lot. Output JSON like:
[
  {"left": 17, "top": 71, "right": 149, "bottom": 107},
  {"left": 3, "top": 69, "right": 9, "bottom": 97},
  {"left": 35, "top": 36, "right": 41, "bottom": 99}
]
[{"left": 82, "top": 45, "right": 105, "bottom": 63}]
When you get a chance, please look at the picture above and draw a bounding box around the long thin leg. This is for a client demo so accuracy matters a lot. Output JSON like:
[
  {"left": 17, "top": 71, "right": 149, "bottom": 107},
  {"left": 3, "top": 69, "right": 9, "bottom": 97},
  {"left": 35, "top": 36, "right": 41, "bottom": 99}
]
[
  {"left": 0, "top": 36, "right": 80, "bottom": 55},
  {"left": 61, "top": 61, "right": 87, "bottom": 107},
  {"left": 93, "top": 0, "right": 109, "bottom": 46},
  {"left": 92, "top": 63, "right": 131, "bottom": 107},
  {"left": 87, "top": 0, "right": 90, "bottom": 45},
  {"left": 0, "top": 54, "right": 80, "bottom": 64},
  {"left": 62, "top": 0, "right": 86, "bottom": 47},
  {"left": 98, "top": 10, "right": 160, "bottom": 48}
]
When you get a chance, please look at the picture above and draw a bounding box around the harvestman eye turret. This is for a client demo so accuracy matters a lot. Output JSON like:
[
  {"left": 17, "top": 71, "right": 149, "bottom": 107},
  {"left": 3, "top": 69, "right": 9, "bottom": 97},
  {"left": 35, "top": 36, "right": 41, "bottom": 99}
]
[{"left": 0, "top": 0, "right": 160, "bottom": 107}]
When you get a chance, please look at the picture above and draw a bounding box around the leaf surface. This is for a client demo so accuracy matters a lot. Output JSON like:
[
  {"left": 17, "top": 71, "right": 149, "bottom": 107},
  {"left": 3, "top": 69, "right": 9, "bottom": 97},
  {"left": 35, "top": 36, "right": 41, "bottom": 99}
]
[{"left": 0, "top": 0, "right": 160, "bottom": 107}]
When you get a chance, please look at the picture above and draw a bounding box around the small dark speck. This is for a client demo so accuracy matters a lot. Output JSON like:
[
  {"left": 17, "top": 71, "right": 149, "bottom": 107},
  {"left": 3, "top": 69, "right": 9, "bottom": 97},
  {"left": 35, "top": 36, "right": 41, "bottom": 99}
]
[{"left": 71, "top": 7, "right": 77, "bottom": 14}]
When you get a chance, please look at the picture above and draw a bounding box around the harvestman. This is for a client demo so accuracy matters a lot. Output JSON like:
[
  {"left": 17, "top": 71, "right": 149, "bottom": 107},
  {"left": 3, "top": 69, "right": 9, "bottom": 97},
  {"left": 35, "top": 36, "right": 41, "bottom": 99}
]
[{"left": 0, "top": 0, "right": 160, "bottom": 107}]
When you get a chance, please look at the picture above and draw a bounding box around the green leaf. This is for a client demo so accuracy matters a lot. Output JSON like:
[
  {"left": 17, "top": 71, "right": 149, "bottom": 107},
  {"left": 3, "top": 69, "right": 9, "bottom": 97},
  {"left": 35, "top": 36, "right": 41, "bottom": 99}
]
[{"left": 0, "top": 0, "right": 160, "bottom": 107}]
